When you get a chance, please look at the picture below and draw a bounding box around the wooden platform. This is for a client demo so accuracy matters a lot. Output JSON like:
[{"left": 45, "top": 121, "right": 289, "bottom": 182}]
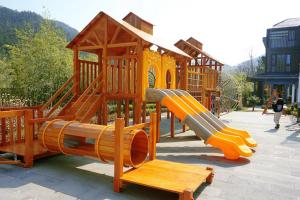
[
  {"left": 121, "top": 159, "right": 213, "bottom": 196},
  {"left": 0, "top": 140, "right": 47, "bottom": 157}
]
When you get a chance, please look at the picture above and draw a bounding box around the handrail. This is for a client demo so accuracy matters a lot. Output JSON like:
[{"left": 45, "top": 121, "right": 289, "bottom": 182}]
[
  {"left": 79, "top": 92, "right": 104, "bottom": 121},
  {"left": 40, "top": 75, "right": 75, "bottom": 111},
  {"left": 72, "top": 72, "right": 103, "bottom": 109},
  {"left": 75, "top": 79, "right": 104, "bottom": 117},
  {"left": 46, "top": 84, "right": 78, "bottom": 118}
]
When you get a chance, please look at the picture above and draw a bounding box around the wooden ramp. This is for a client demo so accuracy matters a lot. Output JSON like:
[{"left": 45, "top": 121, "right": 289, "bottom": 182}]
[{"left": 121, "top": 159, "right": 213, "bottom": 200}]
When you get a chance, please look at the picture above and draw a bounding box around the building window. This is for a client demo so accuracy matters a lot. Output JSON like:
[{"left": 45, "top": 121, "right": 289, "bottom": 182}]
[
  {"left": 286, "top": 54, "right": 291, "bottom": 72},
  {"left": 277, "top": 54, "right": 285, "bottom": 72},
  {"left": 270, "top": 54, "right": 292, "bottom": 72},
  {"left": 271, "top": 54, "right": 276, "bottom": 72},
  {"left": 269, "top": 30, "right": 295, "bottom": 48}
]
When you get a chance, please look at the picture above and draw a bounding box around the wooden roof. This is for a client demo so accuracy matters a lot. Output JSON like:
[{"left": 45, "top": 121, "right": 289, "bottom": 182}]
[
  {"left": 175, "top": 39, "right": 223, "bottom": 66},
  {"left": 66, "top": 11, "right": 190, "bottom": 59}
]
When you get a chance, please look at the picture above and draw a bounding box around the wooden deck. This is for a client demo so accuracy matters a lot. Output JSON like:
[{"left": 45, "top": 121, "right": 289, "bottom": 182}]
[
  {"left": 121, "top": 159, "right": 213, "bottom": 194},
  {"left": 0, "top": 140, "right": 47, "bottom": 157}
]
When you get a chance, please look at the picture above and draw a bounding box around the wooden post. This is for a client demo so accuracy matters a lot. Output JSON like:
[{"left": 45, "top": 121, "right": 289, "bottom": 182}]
[
  {"left": 170, "top": 112, "right": 175, "bottom": 138},
  {"left": 134, "top": 39, "right": 143, "bottom": 124},
  {"left": 117, "top": 100, "right": 122, "bottom": 118},
  {"left": 142, "top": 102, "right": 146, "bottom": 123},
  {"left": 149, "top": 112, "right": 157, "bottom": 160},
  {"left": 1, "top": 118, "right": 6, "bottom": 145},
  {"left": 179, "top": 189, "right": 194, "bottom": 200},
  {"left": 124, "top": 100, "right": 129, "bottom": 126},
  {"left": 114, "top": 118, "right": 125, "bottom": 192},
  {"left": 73, "top": 47, "right": 80, "bottom": 96},
  {"left": 102, "top": 16, "right": 108, "bottom": 125},
  {"left": 24, "top": 110, "right": 34, "bottom": 168},
  {"left": 155, "top": 102, "right": 161, "bottom": 142},
  {"left": 183, "top": 59, "right": 188, "bottom": 91}
]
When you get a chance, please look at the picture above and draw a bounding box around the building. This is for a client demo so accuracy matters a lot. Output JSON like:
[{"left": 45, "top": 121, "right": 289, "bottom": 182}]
[{"left": 250, "top": 18, "right": 300, "bottom": 103}]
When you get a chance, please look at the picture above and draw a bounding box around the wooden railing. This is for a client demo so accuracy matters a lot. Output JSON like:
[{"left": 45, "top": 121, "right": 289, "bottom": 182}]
[
  {"left": 39, "top": 75, "right": 77, "bottom": 119},
  {"left": 0, "top": 109, "right": 34, "bottom": 167},
  {"left": 106, "top": 55, "right": 137, "bottom": 96},
  {"left": 79, "top": 60, "right": 100, "bottom": 93}
]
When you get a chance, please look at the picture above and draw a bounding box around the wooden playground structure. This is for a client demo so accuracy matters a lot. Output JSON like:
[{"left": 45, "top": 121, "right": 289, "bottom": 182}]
[{"left": 0, "top": 11, "right": 225, "bottom": 199}]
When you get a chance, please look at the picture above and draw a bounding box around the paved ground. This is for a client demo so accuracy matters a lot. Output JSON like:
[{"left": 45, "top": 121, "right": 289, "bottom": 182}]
[{"left": 0, "top": 111, "right": 300, "bottom": 200}]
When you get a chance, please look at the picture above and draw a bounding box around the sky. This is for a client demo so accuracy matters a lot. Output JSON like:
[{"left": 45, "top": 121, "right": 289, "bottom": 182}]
[{"left": 1, "top": 0, "right": 300, "bottom": 66}]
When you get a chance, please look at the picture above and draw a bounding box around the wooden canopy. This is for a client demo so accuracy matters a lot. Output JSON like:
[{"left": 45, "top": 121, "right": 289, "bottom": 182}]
[
  {"left": 66, "top": 12, "right": 190, "bottom": 59},
  {"left": 175, "top": 38, "right": 223, "bottom": 68}
]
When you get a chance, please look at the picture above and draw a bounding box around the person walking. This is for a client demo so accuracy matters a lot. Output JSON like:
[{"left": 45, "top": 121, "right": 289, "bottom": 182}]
[{"left": 263, "top": 89, "right": 284, "bottom": 129}]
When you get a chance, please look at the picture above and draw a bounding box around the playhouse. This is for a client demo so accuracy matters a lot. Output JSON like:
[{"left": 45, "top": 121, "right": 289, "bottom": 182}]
[{"left": 0, "top": 11, "right": 256, "bottom": 200}]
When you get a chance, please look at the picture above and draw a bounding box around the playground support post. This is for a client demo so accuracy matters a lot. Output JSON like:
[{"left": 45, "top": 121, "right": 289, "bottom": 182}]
[{"left": 297, "top": 63, "right": 300, "bottom": 122}]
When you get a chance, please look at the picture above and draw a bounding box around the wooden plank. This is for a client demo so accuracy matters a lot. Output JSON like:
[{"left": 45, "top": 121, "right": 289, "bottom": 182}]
[
  {"left": 1, "top": 118, "right": 6, "bottom": 145},
  {"left": 9, "top": 117, "right": 14, "bottom": 144},
  {"left": 121, "top": 159, "right": 212, "bottom": 194},
  {"left": 0, "top": 110, "right": 23, "bottom": 118},
  {"left": 114, "top": 118, "right": 125, "bottom": 192},
  {"left": 0, "top": 140, "right": 47, "bottom": 157}
]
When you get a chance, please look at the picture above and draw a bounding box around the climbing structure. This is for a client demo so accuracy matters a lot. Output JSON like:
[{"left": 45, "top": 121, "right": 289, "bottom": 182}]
[
  {"left": 0, "top": 11, "right": 255, "bottom": 165},
  {"left": 175, "top": 37, "right": 223, "bottom": 115}
]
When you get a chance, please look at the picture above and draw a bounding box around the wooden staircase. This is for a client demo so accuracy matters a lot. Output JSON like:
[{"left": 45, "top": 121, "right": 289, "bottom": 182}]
[{"left": 40, "top": 71, "right": 104, "bottom": 123}]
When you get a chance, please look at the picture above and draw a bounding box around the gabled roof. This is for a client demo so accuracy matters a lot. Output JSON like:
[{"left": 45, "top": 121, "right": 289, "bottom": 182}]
[
  {"left": 66, "top": 11, "right": 190, "bottom": 58},
  {"left": 175, "top": 39, "right": 223, "bottom": 65},
  {"left": 273, "top": 18, "right": 300, "bottom": 29}
]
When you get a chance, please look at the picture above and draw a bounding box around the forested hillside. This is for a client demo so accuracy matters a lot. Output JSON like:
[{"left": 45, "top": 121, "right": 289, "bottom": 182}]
[{"left": 0, "top": 6, "right": 78, "bottom": 56}]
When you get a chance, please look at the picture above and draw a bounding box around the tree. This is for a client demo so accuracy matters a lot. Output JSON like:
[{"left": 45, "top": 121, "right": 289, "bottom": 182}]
[
  {"left": 0, "top": 58, "right": 7, "bottom": 88},
  {"left": 4, "top": 19, "right": 72, "bottom": 105}
]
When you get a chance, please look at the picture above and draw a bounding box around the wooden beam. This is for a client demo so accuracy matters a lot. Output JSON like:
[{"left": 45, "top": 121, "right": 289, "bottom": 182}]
[
  {"left": 93, "top": 31, "right": 103, "bottom": 45},
  {"left": 110, "top": 26, "right": 121, "bottom": 44},
  {"left": 108, "top": 42, "right": 137, "bottom": 48},
  {"left": 78, "top": 45, "right": 104, "bottom": 51},
  {"left": 77, "top": 42, "right": 137, "bottom": 51}
]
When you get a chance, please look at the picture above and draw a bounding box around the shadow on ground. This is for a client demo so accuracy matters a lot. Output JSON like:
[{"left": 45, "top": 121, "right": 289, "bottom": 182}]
[{"left": 0, "top": 154, "right": 183, "bottom": 200}]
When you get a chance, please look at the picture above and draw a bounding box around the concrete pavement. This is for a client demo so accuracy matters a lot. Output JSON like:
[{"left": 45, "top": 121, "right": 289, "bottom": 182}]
[{"left": 0, "top": 111, "right": 299, "bottom": 200}]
